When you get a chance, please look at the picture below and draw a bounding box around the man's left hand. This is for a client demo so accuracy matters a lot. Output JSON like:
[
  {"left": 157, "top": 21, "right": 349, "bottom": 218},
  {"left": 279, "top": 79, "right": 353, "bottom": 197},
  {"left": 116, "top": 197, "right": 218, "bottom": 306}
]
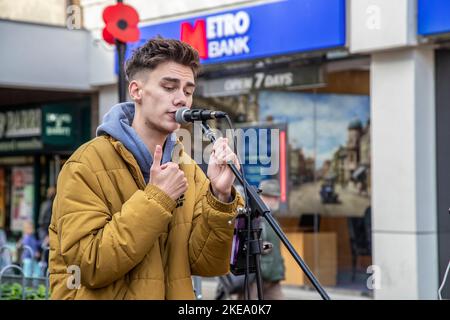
[{"left": 207, "top": 137, "right": 240, "bottom": 202}]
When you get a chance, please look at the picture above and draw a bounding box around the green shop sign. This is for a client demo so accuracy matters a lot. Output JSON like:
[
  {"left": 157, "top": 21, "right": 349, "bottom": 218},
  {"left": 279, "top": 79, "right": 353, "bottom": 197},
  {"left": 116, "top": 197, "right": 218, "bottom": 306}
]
[
  {"left": 42, "top": 105, "right": 75, "bottom": 146},
  {"left": 0, "top": 100, "right": 90, "bottom": 154}
]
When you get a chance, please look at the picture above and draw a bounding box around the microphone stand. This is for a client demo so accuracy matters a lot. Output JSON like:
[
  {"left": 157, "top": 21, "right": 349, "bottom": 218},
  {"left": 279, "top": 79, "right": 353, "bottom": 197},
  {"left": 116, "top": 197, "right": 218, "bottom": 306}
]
[{"left": 201, "top": 120, "right": 331, "bottom": 300}]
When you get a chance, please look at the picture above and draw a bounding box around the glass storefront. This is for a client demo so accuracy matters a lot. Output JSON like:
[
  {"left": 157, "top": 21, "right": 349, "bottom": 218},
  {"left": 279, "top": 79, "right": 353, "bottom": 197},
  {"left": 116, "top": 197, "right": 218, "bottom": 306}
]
[{"left": 195, "top": 58, "right": 372, "bottom": 295}]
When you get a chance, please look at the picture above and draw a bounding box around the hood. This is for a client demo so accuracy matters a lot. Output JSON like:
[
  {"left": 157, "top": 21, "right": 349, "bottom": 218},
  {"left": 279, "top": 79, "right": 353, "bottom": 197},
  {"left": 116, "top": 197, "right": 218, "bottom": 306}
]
[{"left": 96, "top": 102, "right": 176, "bottom": 184}]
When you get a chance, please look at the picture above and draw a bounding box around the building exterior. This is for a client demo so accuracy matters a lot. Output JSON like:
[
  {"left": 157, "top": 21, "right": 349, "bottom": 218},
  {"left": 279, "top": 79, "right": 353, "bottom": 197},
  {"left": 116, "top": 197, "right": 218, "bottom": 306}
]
[
  {"left": 0, "top": 0, "right": 449, "bottom": 299},
  {"left": 0, "top": 0, "right": 94, "bottom": 237}
]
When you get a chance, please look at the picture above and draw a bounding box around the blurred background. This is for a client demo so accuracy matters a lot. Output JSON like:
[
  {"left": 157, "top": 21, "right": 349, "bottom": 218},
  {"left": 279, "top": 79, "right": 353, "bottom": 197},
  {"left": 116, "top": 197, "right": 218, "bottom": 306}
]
[{"left": 0, "top": 0, "right": 449, "bottom": 300}]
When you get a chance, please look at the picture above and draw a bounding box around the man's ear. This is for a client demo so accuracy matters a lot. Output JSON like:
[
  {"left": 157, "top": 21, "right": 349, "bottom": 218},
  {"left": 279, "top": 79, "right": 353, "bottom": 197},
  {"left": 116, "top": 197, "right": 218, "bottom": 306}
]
[{"left": 129, "top": 80, "right": 142, "bottom": 103}]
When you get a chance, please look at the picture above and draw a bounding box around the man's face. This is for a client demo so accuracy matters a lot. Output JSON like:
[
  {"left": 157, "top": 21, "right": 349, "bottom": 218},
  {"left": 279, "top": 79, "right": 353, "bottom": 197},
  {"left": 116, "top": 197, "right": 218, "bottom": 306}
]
[{"left": 136, "top": 61, "right": 195, "bottom": 134}]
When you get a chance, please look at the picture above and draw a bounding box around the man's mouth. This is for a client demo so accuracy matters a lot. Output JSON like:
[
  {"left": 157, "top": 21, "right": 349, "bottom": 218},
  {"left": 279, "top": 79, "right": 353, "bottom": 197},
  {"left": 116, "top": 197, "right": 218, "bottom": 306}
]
[{"left": 167, "top": 111, "right": 176, "bottom": 120}]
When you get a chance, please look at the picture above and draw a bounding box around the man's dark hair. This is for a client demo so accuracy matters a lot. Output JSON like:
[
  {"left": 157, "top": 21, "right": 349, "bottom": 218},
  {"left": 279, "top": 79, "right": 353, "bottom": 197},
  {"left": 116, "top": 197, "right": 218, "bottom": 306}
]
[{"left": 125, "top": 37, "right": 200, "bottom": 81}]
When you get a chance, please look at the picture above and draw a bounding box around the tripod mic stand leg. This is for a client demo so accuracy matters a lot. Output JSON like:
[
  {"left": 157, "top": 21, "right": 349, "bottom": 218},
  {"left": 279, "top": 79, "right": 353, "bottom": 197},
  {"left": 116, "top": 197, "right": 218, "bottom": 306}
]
[
  {"left": 253, "top": 229, "right": 264, "bottom": 300},
  {"left": 263, "top": 212, "right": 331, "bottom": 300}
]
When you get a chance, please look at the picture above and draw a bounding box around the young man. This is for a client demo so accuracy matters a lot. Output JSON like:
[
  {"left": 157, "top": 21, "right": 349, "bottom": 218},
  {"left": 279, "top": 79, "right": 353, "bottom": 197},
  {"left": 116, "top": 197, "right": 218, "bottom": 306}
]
[{"left": 48, "top": 38, "right": 243, "bottom": 299}]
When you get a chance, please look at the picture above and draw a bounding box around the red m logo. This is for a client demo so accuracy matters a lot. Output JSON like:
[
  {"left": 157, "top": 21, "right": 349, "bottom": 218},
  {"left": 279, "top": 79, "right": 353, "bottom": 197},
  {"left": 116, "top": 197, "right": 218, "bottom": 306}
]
[{"left": 181, "top": 20, "right": 208, "bottom": 59}]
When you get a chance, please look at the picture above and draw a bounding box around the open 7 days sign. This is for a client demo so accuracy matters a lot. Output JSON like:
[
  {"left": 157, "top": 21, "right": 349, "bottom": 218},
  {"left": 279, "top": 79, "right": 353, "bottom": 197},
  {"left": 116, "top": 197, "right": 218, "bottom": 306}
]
[{"left": 125, "top": 0, "right": 346, "bottom": 65}]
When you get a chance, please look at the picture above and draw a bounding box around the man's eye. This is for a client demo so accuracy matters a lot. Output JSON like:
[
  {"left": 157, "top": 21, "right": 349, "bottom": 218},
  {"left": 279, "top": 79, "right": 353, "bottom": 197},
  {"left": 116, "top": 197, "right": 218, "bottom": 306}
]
[
  {"left": 163, "top": 86, "right": 176, "bottom": 91},
  {"left": 185, "top": 91, "right": 193, "bottom": 96}
]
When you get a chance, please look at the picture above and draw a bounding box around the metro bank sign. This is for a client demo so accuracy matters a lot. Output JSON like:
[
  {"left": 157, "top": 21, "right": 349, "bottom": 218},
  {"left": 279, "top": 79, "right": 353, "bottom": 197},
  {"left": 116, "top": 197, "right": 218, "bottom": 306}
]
[
  {"left": 126, "top": 0, "right": 346, "bottom": 64},
  {"left": 418, "top": 0, "right": 450, "bottom": 36},
  {"left": 181, "top": 11, "right": 250, "bottom": 59}
]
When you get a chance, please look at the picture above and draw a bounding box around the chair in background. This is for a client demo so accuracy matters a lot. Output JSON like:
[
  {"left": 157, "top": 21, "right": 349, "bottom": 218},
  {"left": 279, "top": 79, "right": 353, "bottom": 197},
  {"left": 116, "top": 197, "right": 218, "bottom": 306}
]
[
  {"left": 347, "top": 206, "right": 372, "bottom": 282},
  {"left": 298, "top": 213, "right": 321, "bottom": 233}
]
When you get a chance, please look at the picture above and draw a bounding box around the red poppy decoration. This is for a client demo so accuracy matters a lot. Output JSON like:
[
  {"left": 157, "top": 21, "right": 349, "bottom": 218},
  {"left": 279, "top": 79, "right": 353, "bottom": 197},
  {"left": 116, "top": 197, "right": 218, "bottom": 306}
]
[{"left": 102, "top": 3, "right": 140, "bottom": 44}]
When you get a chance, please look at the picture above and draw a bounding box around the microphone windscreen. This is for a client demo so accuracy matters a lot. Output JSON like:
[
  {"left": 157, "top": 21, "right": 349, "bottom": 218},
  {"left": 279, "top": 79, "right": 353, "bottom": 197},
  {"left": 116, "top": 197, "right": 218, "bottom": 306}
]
[{"left": 175, "top": 107, "right": 189, "bottom": 124}]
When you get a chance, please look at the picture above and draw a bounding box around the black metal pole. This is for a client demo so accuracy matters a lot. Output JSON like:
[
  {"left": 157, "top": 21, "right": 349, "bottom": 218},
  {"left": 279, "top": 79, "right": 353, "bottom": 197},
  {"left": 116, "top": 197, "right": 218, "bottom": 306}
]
[
  {"left": 116, "top": 40, "right": 127, "bottom": 102},
  {"left": 201, "top": 120, "right": 331, "bottom": 300},
  {"left": 116, "top": 0, "right": 126, "bottom": 102},
  {"left": 253, "top": 227, "right": 264, "bottom": 300}
]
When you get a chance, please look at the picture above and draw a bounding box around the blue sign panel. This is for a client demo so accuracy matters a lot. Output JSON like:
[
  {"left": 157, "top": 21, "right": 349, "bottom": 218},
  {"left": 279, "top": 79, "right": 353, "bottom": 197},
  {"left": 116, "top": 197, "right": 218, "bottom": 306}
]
[
  {"left": 126, "top": 0, "right": 346, "bottom": 65},
  {"left": 418, "top": 0, "right": 450, "bottom": 36},
  {"left": 239, "top": 127, "right": 275, "bottom": 187},
  {"left": 236, "top": 122, "right": 289, "bottom": 212}
]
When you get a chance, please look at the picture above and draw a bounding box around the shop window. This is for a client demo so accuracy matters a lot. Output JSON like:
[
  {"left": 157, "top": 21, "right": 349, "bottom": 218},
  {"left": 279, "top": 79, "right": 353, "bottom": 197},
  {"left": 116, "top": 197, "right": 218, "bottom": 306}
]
[{"left": 258, "top": 90, "right": 372, "bottom": 293}]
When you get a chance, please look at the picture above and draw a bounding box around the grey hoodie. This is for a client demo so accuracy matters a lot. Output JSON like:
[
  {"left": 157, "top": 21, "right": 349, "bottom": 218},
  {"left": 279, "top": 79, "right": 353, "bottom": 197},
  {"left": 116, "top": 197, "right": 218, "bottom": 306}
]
[{"left": 96, "top": 102, "right": 176, "bottom": 184}]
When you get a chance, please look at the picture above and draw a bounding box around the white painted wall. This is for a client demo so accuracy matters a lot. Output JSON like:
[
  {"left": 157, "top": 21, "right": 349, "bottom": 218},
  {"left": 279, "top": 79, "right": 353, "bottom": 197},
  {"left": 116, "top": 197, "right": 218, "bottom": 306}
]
[
  {"left": 89, "top": 30, "right": 117, "bottom": 86},
  {"left": 371, "top": 47, "right": 438, "bottom": 299},
  {"left": 0, "top": 20, "right": 91, "bottom": 90},
  {"left": 348, "top": 0, "right": 439, "bottom": 299},
  {"left": 0, "top": 0, "right": 66, "bottom": 26},
  {"left": 349, "top": 0, "right": 417, "bottom": 53},
  {"left": 98, "top": 84, "right": 119, "bottom": 121}
]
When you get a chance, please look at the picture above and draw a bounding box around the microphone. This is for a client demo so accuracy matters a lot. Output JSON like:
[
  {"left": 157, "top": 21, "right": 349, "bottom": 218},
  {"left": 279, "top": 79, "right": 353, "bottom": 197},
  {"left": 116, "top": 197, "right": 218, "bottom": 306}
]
[{"left": 175, "top": 107, "right": 227, "bottom": 124}]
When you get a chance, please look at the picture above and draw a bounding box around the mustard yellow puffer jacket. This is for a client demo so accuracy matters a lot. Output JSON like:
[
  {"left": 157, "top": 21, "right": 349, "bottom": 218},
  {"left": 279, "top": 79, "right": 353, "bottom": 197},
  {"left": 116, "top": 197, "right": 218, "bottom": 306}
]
[{"left": 48, "top": 135, "right": 243, "bottom": 299}]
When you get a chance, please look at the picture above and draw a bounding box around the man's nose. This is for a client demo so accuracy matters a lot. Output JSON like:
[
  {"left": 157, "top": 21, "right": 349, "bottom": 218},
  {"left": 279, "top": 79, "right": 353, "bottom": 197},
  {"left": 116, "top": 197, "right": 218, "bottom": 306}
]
[{"left": 173, "top": 89, "right": 187, "bottom": 106}]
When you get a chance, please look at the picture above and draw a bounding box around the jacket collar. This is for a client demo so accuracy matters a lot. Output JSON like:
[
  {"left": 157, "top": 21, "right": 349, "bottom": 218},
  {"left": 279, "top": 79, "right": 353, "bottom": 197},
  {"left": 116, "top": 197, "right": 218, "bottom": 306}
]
[{"left": 106, "top": 136, "right": 189, "bottom": 189}]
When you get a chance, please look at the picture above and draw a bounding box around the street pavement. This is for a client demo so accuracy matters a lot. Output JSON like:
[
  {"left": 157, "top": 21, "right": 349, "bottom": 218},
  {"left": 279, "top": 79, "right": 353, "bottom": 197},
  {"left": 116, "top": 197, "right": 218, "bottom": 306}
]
[{"left": 196, "top": 277, "right": 372, "bottom": 300}]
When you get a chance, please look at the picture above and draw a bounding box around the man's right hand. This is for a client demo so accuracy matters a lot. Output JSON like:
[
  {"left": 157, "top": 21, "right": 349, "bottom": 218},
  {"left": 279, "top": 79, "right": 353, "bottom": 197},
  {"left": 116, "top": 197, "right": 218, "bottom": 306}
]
[{"left": 149, "top": 145, "right": 188, "bottom": 201}]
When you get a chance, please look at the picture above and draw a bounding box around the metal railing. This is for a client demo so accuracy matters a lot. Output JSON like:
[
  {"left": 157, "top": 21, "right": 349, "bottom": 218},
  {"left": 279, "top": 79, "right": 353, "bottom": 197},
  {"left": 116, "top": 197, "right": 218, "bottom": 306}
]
[
  {"left": 0, "top": 244, "right": 50, "bottom": 300},
  {"left": 1, "top": 244, "right": 206, "bottom": 300}
]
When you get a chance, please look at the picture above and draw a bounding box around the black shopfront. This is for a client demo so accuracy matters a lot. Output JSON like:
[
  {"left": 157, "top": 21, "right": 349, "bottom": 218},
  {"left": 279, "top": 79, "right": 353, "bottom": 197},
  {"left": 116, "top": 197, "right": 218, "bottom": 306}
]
[{"left": 0, "top": 99, "right": 91, "bottom": 240}]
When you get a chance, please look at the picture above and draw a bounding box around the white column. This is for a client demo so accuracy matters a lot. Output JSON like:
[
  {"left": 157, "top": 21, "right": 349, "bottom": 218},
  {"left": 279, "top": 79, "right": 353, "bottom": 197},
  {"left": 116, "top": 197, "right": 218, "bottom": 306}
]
[
  {"left": 371, "top": 47, "right": 438, "bottom": 299},
  {"left": 98, "top": 84, "right": 119, "bottom": 122}
]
